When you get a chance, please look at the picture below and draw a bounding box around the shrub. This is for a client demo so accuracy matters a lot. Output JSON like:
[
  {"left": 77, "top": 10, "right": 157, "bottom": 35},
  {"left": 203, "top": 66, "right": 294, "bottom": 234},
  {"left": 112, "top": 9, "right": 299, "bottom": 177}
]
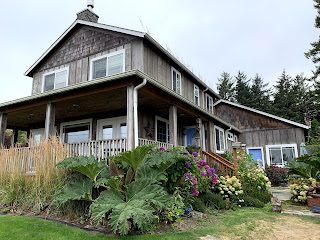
[
  {"left": 162, "top": 189, "right": 185, "bottom": 225},
  {"left": 265, "top": 165, "right": 288, "bottom": 185},
  {"left": 213, "top": 175, "right": 243, "bottom": 199},
  {"left": 224, "top": 149, "right": 234, "bottom": 163},
  {"left": 199, "top": 191, "right": 225, "bottom": 210},
  {"left": 242, "top": 196, "right": 264, "bottom": 208},
  {"left": 192, "top": 197, "right": 207, "bottom": 213},
  {"left": 288, "top": 177, "right": 318, "bottom": 204},
  {"left": 242, "top": 187, "right": 272, "bottom": 204}
]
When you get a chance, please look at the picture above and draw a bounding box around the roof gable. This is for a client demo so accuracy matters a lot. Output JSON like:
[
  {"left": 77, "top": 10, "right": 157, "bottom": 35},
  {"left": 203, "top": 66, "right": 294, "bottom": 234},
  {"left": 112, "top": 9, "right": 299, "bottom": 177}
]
[{"left": 213, "top": 99, "right": 310, "bottom": 130}]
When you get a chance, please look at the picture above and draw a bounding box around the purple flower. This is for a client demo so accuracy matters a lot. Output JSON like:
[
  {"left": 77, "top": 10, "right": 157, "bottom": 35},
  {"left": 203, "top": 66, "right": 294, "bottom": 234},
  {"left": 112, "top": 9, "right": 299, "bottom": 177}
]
[
  {"left": 226, "top": 149, "right": 230, "bottom": 152},
  {"left": 192, "top": 152, "right": 198, "bottom": 157},
  {"left": 212, "top": 174, "right": 218, "bottom": 180},
  {"left": 185, "top": 151, "right": 190, "bottom": 155},
  {"left": 206, "top": 168, "right": 215, "bottom": 177},
  {"left": 191, "top": 184, "right": 197, "bottom": 191},
  {"left": 191, "top": 177, "right": 197, "bottom": 184},
  {"left": 198, "top": 160, "right": 206, "bottom": 167},
  {"left": 159, "top": 147, "right": 165, "bottom": 151},
  {"left": 184, "top": 173, "right": 191, "bottom": 180},
  {"left": 192, "top": 190, "right": 199, "bottom": 196},
  {"left": 200, "top": 171, "right": 206, "bottom": 176},
  {"left": 204, "top": 165, "right": 210, "bottom": 170},
  {"left": 185, "top": 162, "right": 192, "bottom": 169}
]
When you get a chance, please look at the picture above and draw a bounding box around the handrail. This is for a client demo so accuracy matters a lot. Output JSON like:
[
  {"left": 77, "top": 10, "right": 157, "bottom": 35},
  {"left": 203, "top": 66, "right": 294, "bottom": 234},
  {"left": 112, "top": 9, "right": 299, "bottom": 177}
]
[{"left": 201, "top": 149, "right": 235, "bottom": 176}]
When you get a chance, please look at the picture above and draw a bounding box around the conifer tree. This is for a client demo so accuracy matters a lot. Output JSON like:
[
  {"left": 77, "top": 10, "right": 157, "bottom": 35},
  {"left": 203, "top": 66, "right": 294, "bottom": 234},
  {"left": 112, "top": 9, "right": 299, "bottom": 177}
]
[
  {"left": 249, "top": 74, "right": 272, "bottom": 112},
  {"left": 234, "top": 71, "right": 251, "bottom": 106},
  {"left": 217, "top": 72, "right": 235, "bottom": 101}
]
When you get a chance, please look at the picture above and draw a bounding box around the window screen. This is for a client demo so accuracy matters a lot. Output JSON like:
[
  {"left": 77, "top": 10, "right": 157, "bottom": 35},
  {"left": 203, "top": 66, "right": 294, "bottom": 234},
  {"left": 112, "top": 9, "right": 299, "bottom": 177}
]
[
  {"left": 55, "top": 70, "right": 67, "bottom": 89},
  {"left": 92, "top": 58, "right": 107, "bottom": 79},
  {"left": 44, "top": 73, "right": 55, "bottom": 92},
  {"left": 108, "top": 53, "right": 123, "bottom": 75}
]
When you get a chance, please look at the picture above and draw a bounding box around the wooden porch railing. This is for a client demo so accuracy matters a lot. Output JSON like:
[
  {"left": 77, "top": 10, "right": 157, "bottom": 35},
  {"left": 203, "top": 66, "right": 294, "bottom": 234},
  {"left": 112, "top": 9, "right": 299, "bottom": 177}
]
[
  {"left": 138, "top": 138, "right": 174, "bottom": 149},
  {"left": 66, "top": 138, "right": 127, "bottom": 161},
  {"left": 201, "top": 149, "right": 235, "bottom": 176}
]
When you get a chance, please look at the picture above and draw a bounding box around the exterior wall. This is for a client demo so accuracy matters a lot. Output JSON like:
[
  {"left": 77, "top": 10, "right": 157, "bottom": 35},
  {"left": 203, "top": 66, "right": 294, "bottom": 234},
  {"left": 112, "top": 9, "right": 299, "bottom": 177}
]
[
  {"left": 143, "top": 43, "right": 210, "bottom": 109},
  {"left": 31, "top": 26, "right": 143, "bottom": 95},
  {"left": 214, "top": 104, "right": 293, "bottom": 131}
]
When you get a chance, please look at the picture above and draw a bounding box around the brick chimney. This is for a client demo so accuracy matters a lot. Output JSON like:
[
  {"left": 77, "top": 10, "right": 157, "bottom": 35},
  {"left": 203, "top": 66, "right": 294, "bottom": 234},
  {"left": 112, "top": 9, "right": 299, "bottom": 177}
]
[{"left": 77, "top": 0, "right": 99, "bottom": 23}]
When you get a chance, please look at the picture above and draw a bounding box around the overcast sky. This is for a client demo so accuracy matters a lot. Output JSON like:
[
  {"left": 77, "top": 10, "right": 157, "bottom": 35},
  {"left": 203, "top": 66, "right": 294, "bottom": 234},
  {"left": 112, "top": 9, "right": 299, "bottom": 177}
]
[{"left": 0, "top": 0, "right": 317, "bottom": 103}]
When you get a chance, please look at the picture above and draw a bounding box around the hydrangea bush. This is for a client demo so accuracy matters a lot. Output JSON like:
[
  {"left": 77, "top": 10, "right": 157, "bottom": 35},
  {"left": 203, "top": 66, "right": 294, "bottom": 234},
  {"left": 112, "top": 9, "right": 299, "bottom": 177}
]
[
  {"left": 213, "top": 176, "right": 243, "bottom": 199},
  {"left": 288, "top": 178, "right": 318, "bottom": 204}
]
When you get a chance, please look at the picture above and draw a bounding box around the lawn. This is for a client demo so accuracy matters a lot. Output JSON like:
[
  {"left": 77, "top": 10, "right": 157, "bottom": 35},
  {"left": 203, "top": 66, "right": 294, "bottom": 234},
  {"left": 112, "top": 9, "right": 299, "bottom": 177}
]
[{"left": 1, "top": 205, "right": 320, "bottom": 240}]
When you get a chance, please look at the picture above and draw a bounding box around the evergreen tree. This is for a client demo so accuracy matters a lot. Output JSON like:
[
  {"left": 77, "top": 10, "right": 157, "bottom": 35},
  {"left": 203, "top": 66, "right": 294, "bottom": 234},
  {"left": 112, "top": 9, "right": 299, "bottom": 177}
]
[
  {"left": 234, "top": 71, "right": 251, "bottom": 106},
  {"left": 217, "top": 72, "right": 235, "bottom": 101},
  {"left": 310, "top": 119, "right": 320, "bottom": 140},
  {"left": 249, "top": 74, "right": 272, "bottom": 112}
]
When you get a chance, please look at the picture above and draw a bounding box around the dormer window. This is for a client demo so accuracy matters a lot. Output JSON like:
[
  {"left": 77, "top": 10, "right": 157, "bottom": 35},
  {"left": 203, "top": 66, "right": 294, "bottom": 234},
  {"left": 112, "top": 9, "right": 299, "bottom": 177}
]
[
  {"left": 172, "top": 67, "right": 181, "bottom": 94},
  {"left": 90, "top": 50, "right": 125, "bottom": 80},
  {"left": 43, "top": 67, "right": 69, "bottom": 92}
]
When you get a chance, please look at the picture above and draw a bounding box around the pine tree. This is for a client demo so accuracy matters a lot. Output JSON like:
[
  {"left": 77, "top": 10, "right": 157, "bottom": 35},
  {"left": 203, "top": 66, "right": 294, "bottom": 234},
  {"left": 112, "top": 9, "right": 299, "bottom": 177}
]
[
  {"left": 234, "top": 71, "right": 251, "bottom": 106},
  {"left": 217, "top": 72, "right": 235, "bottom": 101},
  {"left": 249, "top": 74, "right": 272, "bottom": 112}
]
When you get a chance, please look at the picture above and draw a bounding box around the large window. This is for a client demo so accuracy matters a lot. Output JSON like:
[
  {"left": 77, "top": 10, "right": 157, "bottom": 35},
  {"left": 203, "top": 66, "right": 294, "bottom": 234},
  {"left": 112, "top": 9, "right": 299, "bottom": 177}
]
[
  {"left": 171, "top": 67, "right": 181, "bottom": 95},
  {"left": 90, "top": 50, "right": 125, "bottom": 80},
  {"left": 43, "top": 67, "right": 69, "bottom": 92},
  {"left": 60, "top": 119, "right": 92, "bottom": 143},
  {"left": 156, "top": 116, "right": 170, "bottom": 143},
  {"left": 97, "top": 116, "right": 127, "bottom": 140},
  {"left": 206, "top": 95, "right": 213, "bottom": 113},
  {"left": 194, "top": 85, "right": 200, "bottom": 106},
  {"left": 215, "top": 126, "right": 225, "bottom": 153},
  {"left": 266, "top": 144, "right": 298, "bottom": 166}
]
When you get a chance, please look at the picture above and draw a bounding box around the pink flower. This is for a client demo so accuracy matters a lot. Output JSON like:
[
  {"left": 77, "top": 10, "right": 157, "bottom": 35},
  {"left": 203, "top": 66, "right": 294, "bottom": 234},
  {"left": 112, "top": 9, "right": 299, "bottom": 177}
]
[
  {"left": 200, "top": 172, "right": 206, "bottom": 176},
  {"left": 192, "top": 190, "right": 199, "bottom": 196},
  {"left": 192, "top": 152, "right": 198, "bottom": 157},
  {"left": 204, "top": 165, "right": 210, "bottom": 170}
]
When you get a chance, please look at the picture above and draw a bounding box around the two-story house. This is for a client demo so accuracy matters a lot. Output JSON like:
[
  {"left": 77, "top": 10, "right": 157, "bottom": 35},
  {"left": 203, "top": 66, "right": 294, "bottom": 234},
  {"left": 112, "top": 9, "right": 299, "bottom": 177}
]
[{"left": 0, "top": 3, "right": 240, "bottom": 158}]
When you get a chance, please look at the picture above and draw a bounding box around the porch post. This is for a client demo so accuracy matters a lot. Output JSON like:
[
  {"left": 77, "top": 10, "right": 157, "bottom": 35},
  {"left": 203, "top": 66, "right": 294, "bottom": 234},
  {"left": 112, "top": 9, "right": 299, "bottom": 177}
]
[
  {"left": 0, "top": 113, "right": 7, "bottom": 147},
  {"left": 195, "top": 118, "right": 202, "bottom": 148},
  {"left": 169, "top": 105, "right": 178, "bottom": 146},
  {"left": 11, "top": 129, "right": 19, "bottom": 147},
  {"left": 127, "top": 84, "right": 135, "bottom": 150},
  {"left": 44, "top": 102, "right": 56, "bottom": 140},
  {"left": 207, "top": 122, "right": 214, "bottom": 152}
]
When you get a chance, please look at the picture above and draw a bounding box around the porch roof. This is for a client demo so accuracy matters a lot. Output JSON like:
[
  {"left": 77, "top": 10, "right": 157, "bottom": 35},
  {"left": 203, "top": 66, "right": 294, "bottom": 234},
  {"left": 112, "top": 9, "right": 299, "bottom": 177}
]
[{"left": 0, "top": 70, "right": 241, "bottom": 133}]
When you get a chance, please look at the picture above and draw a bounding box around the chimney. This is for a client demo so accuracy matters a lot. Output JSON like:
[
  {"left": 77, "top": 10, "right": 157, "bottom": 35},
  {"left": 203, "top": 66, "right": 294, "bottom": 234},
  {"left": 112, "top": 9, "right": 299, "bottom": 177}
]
[{"left": 77, "top": 0, "right": 99, "bottom": 23}]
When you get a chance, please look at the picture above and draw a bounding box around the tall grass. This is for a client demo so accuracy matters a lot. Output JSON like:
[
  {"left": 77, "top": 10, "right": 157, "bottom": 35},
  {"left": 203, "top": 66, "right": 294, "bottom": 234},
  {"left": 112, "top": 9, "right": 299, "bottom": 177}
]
[{"left": 0, "top": 137, "right": 69, "bottom": 213}]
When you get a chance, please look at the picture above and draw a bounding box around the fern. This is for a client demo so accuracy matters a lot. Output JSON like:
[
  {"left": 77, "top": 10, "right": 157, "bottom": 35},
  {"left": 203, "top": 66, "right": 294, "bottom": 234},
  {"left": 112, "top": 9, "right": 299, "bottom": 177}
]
[{"left": 56, "top": 156, "right": 105, "bottom": 182}]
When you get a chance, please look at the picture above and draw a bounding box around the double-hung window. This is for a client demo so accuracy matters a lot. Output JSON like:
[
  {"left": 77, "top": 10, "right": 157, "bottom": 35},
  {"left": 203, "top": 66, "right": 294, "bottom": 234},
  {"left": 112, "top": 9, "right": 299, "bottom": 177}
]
[
  {"left": 172, "top": 67, "right": 181, "bottom": 94},
  {"left": 194, "top": 85, "right": 200, "bottom": 106},
  {"left": 206, "top": 95, "right": 213, "bottom": 113},
  {"left": 90, "top": 50, "right": 125, "bottom": 80},
  {"left": 215, "top": 126, "right": 225, "bottom": 153},
  {"left": 43, "top": 67, "right": 69, "bottom": 92}
]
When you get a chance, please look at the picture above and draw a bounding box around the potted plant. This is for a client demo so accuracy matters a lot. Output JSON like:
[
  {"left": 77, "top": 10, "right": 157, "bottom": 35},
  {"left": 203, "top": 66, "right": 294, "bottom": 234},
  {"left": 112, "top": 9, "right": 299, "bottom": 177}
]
[{"left": 307, "top": 184, "right": 320, "bottom": 209}]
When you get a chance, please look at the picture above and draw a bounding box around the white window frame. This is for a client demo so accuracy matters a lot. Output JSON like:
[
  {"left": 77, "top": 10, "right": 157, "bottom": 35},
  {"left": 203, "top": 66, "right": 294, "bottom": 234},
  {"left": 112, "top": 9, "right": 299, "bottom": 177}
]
[
  {"left": 227, "top": 132, "right": 234, "bottom": 141},
  {"left": 155, "top": 116, "right": 170, "bottom": 143},
  {"left": 89, "top": 49, "right": 126, "bottom": 80},
  {"left": 194, "top": 84, "right": 200, "bottom": 106},
  {"left": 234, "top": 135, "right": 238, "bottom": 142},
  {"left": 247, "top": 147, "right": 265, "bottom": 168},
  {"left": 265, "top": 144, "right": 298, "bottom": 167},
  {"left": 42, "top": 67, "right": 69, "bottom": 93},
  {"left": 171, "top": 67, "right": 182, "bottom": 95},
  {"left": 206, "top": 94, "right": 213, "bottom": 113},
  {"left": 60, "top": 119, "right": 93, "bottom": 143},
  {"left": 214, "top": 126, "right": 225, "bottom": 154},
  {"left": 96, "top": 116, "right": 127, "bottom": 140}
]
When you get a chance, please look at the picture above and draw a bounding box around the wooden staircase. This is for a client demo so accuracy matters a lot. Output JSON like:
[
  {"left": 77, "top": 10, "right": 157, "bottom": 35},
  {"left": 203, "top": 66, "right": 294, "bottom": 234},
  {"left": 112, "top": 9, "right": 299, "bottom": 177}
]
[{"left": 201, "top": 149, "right": 236, "bottom": 176}]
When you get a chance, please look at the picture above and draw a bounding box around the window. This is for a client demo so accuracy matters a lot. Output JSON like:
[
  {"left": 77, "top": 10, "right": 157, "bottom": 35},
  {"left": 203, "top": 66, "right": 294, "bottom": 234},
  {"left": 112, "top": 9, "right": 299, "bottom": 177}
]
[
  {"left": 234, "top": 135, "right": 238, "bottom": 142},
  {"left": 206, "top": 95, "right": 213, "bottom": 113},
  {"left": 194, "top": 85, "right": 200, "bottom": 106},
  {"left": 90, "top": 50, "right": 125, "bottom": 80},
  {"left": 227, "top": 132, "right": 234, "bottom": 141},
  {"left": 97, "top": 116, "right": 127, "bottom": 140},
  {"left": 215, "top": 126, "right": 225, "bottom": 153},
  {"left": 266, "top": 144, "right": 298, "bottom": 166},
  {"left": 155, "top": 116, "right": 170, "bottom": 143},
  {"left": 31, "top": 128, "right": 45, "bottom": 143},
  {"left": 171, "top": 67, "right": 181, "bottom": 94},
  {"left": 60, "top": 119, "right": 92, "bottom": 143},
  {"left": 43, "top": 67, "right": 69, "bottom": 92}
]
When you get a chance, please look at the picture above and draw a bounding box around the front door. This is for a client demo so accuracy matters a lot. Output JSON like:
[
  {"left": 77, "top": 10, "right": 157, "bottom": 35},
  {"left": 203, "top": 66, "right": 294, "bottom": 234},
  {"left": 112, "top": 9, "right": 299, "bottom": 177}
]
[
  {"left": 186, "top": 128, "right": 197, "bottom": 146},
  {"left": 248, "top": 148, "right": 264, "bottom": 167}
]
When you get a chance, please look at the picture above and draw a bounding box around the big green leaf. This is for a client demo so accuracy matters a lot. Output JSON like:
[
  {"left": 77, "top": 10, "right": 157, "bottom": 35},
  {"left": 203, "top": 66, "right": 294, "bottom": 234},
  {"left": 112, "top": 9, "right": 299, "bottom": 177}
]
[
  {"left": 113, "top": 145, "right": 153, "bottom": 171},
  {"left": 90, "top": 189, "right": 124, "bottom": 226},
  {"left": 56, "top": 156, "right": 105, "bottom": 181},
  {"left": 135, "top": 166, "right": 164, "bottom": 183},
  {"left": 53, "top": 178, "right": 93, "bottom": 205}
]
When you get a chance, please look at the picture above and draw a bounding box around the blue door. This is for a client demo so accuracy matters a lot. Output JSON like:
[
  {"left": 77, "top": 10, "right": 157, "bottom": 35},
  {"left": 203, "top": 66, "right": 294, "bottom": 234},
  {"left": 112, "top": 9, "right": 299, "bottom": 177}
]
[
  {"left": 248, "top": 148, "right": 264, "bottom": 167},
  {"left": 186, "top": 128, "right": 196, "bottom": 146}
]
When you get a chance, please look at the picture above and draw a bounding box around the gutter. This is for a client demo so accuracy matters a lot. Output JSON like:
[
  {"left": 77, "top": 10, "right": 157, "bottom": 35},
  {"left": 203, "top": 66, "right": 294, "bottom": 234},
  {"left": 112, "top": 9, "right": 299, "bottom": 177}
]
[{"left": 134, "top": 79, "right": 147, "bottom": 148}]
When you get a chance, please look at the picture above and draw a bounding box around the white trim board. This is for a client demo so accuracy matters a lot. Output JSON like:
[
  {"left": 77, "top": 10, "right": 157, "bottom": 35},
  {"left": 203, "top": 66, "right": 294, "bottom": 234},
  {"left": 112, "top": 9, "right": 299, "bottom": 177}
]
[{"left": 213, "top": 99, "right": 310, "bottom": 130}]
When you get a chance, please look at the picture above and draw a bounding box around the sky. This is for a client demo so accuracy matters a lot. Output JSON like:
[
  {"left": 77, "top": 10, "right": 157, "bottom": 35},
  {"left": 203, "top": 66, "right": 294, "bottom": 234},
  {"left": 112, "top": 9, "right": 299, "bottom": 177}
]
[{"left": 0, "top": 0, "right": 317, "bottom": 103}]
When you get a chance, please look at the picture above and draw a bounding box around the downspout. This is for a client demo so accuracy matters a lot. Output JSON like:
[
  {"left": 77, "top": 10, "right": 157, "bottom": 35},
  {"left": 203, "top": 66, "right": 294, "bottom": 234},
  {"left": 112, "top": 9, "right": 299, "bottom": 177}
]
[{"left": 134, "top": 79, "right": 147, "bottom": 148}]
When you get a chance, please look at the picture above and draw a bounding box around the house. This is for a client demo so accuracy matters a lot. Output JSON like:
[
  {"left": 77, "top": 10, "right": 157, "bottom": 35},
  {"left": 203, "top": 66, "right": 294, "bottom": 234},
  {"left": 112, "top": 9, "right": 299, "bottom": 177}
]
[
  {"left": 0, "top": 2, "right": 241, "bottom": 159},
  {"left": 213, "top": 99, "right": 310, "bottom": 167}
]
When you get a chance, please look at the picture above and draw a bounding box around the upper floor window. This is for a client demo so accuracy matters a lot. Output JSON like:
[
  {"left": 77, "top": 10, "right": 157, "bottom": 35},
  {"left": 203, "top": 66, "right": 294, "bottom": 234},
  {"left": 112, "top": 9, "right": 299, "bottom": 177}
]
[
  {"left": 206, "top": 94, "right": 213, "bottom": 113},
  {"left": 194, "top": 85, "right": 200, "bottom": 106},
  {"left": 172, "top": 67, "right": 181, "bottom": 94},
  {"left": 90, "top": 50, "right": 125, "bottom": 80},
  {"left": 43, "top": 67, "right": 69, "bottom": 92}
]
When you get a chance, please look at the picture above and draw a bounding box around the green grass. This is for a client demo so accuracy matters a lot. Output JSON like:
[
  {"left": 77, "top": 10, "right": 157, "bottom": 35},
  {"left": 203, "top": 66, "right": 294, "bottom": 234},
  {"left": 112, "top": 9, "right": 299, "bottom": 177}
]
[{"left": 1, "top": 205, "right": 320, "bottom": 240}]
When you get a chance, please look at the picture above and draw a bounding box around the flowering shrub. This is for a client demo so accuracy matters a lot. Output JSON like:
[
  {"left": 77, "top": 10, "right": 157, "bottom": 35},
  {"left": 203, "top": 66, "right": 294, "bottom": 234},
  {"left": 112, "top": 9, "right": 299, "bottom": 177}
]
[
  {"left": 183, "top": 151, "right": 218, "bottom": 196},
  {"left": 213, "top": 176, "right": 243, "bottom": 199},
  {"left": 224, "top": 149, "right": 234, "bottom": 163},
  {"left": 265, "top": 165, "right": 288, "bottom": 185},
  {"left": 288, "top": 178, "right": 318, "bottom": 204}
]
